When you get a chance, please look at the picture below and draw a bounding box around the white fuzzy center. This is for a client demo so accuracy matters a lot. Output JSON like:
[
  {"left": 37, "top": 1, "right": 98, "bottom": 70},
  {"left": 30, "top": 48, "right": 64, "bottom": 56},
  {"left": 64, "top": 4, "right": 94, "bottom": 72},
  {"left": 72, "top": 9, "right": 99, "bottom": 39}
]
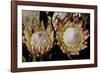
[
  {"left": 63, "top": 28, "right": 80, "bottom": 47},
  {"left": 30, "top": 31, "right": 50, "bottom": 50}
]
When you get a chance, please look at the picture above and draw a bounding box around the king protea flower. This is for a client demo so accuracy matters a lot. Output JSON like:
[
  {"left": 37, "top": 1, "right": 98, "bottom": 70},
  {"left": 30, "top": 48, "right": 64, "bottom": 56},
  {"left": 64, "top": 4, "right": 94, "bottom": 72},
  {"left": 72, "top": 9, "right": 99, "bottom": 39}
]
[
  {"left": 52, "top": 13, "right": 89, "bottom": 56},
  {"left": 23, "top": 15, "right": 54, "bottom": 57}
]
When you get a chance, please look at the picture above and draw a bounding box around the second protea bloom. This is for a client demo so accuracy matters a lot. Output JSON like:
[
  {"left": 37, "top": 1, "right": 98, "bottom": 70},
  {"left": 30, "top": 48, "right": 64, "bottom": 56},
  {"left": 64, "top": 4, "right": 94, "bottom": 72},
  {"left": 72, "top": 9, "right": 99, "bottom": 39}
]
[
  {"left": 53, "top": 13, "right": 89, "bottom": 56},
  {"left": 23, "top": 15, "right": 54, "bottom": 57}
]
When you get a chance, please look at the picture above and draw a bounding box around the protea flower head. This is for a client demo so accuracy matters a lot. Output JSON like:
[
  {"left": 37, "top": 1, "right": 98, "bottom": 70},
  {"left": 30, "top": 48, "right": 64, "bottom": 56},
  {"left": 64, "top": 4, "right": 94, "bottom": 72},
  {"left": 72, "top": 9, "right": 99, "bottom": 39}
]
[
  {"left": 22, "top": 12, "right": 54, "bottom": 57},
  {"left": 52, "top": 12, "right": 89, "bottom": 56}
]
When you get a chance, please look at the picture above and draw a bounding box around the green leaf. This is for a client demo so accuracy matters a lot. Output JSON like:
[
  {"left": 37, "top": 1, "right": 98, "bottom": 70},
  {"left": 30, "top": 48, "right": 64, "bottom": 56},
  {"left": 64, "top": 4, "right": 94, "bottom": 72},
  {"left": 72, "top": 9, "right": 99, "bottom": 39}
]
[
  {"left": 49, "top": 53, "right": 52, "bottom": 60},
  {"left": 32, "top": 55, "right": 36, "bottom": 61},
  {"left": 47, "top": 16, "right": 51, "bottom": 25},
  {"left": 22, "top": 56, "right": 26, "bottom": 62}
]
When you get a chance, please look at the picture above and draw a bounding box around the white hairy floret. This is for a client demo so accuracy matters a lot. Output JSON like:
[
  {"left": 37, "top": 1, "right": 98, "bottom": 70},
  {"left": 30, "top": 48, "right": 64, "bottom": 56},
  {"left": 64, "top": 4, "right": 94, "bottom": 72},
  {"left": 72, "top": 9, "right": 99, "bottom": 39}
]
[
  {"left": 63, "top": 28, "right": 81, "bottom": 47},
  {"left": 30, "top": 31, "right": 50, "bottom": 51}
]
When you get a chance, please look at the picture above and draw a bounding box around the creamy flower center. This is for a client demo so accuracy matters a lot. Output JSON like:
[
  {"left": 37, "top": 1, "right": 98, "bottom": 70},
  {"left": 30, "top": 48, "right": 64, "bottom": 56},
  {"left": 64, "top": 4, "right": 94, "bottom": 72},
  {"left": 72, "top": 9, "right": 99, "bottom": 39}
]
[
  {"left": 30, "top": 31, "right": 50, "bottom": 50},
  {"left": 63, "top": 28, "right": 81, "bottom": 47}
]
